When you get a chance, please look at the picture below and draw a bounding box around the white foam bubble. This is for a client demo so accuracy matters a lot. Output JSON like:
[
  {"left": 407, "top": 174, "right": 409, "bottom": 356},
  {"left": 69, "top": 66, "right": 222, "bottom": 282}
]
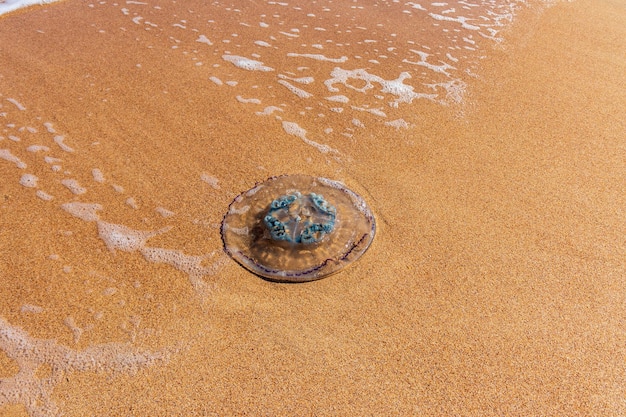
[
  {"left": 19, "top": 174, "right": 38, "bottom": 188},
  {"left": 97, "top": 222, "right": 170, "bottom": 252},
  {"left": 43, "top": 122, "right": 56, "bottom": 133},
  {"left": 141, "top": 247, "right": 219, "bottom": 277},
  {"left": 385, "top": 118, "right": 411, "bottom": 129},
  {"left": 92, "top": 168, "right": 105, "bottom": 183},
  {"left": 325, "top": 67, "right": 436, "bottom": 105},
  {"left": 282, "top": 121, "right": 338, "bottom": 154},
  {"left": 222, "top": 54, "right": 274, "bottom": 71},
  {"left": 61, "top": 179, "right": 87, "bottom": 195},
  {"left": 287, "top": 53, "right": 348, "bottom": 63},
  {"left": 44, "top": 155, "right": 61, "bottom": 164},
  {"left": 325, "top": 68, "right": 374, "bottom": 94},
  {"left": 277, "top": 79, "right": 313, "bottom": 99},
  {"left": 26, "top": 145, "right": 50, "bottom": 152},
  {"left": 351, "top": 105, "right": 387, "bottom": 117},
  {"left": 63, "top": 317, "right": 83, "bottom": 344},
  {"left": 140, "top": 247, "right": 228, "bottom": 298},
  {"left": 352, "top": 118, "right": 365, "bottom": 128},
  {"left": 383, "top": 72, "right": 437, "bottom": 104},
  {"left": 209, "top": 76, "right": 223, "bottom": 85},
  {"left": 325, "top": 95, "right": 349, "bottom": 103},
  {"left": 155, "top": 207, "right": 175, "bottom": 218},
  {"left": 5, "top": 98, "right": 26, "bottom": 110},
  {"left": 8, "top": 135, "right": 20, "bottom": 142},
  {"left": 428, "top": 12, "right": 480, "bottom": 30},
  {"left": 254, "top": 40, "right": 271, "bottom": 47},
  {"left": 279, "top": 31, "right": 299, "bottom": 38},
  {"left": 126, "top": 197, "right": 139, "bottom": 209},
  {"left": 200, "top": 173, "right": 220, "bottom": 189},
  {"left": 36, "top": 190, "right": 54, "bottom": 201},
  {"left": 102, "top": 287, "right": 118, "bottom": 296},
  {"left": 61, "top": 202, "right": 102, "bottom": 222},
  {"left": 54, "top": 135, "right": 75, "bottom": 152},
  {"left": 406, "top": 2, "right": 426, "bottom": 11},
  {"left": 404, "top": 49, "right": 456, "bottom": 75},
  {"left": 428, "top": 79, "right": 467, "bottom": 104},
  {"left": 255, "top": 106, "right": 283, "bottom": 116},
  {"left": 0, "top": 149, "right": 26, "bottom": 168},
  {"left": 446, "top": 52, "right": 459, "bottom": 62},
  {"left": 236, "top": 96, "right": 262, "bottom": 104},
  {"left": 196, "top": 34, "right": 213, "bottom": 45},
  {"left": 278, "top": 74, "right": 314, "bottom": 84},
  {"left": 20, "top": 304, "right": 44, "bottom": 314}
]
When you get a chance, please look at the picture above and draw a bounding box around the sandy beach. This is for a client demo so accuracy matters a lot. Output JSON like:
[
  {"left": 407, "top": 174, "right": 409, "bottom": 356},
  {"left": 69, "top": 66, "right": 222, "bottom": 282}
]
[{"left": 1, "top": 0, "right": 625, "bottom": 415}]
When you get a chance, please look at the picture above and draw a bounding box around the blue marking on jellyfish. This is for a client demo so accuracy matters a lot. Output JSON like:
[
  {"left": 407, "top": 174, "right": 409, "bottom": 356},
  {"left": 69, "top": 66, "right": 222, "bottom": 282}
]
[{"left": 264, "top": 192, "right": 336, "bottom": 244}]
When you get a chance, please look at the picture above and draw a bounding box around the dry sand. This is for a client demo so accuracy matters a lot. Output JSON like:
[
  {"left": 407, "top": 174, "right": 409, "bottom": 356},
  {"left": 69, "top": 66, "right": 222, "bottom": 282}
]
[{"left": 1, "top": 0, "right": 625, "bottom": 415}]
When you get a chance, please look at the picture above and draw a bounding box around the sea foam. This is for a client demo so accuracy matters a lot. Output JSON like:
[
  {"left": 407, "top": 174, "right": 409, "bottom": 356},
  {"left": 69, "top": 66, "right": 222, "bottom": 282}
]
[
  {"left": 0, "top": 316, "right": 172, "bottom": 417},
  {"left": 0, "top": 0, "right": 62, "bottom": 16},
  {"left": 222, "top": 54, "right": 274, "bottom": 72}
]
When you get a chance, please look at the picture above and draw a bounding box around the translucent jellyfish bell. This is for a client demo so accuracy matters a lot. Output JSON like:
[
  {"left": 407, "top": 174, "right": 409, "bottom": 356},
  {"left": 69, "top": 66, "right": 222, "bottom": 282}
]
[{"left": 221, "top": 175, "right": 376, "bottom": 282}]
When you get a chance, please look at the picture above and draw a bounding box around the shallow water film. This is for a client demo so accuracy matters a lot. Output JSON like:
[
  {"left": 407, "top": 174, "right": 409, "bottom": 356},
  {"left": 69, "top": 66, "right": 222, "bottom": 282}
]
[{"left": 3, "top": 0, "right": 623, "bottom": 415}]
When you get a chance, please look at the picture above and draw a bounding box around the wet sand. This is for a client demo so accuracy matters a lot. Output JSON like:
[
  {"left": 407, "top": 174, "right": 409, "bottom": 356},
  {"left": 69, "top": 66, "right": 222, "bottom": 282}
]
[{"left": 1, "top": 0, "right": 625, "bottom": 415}]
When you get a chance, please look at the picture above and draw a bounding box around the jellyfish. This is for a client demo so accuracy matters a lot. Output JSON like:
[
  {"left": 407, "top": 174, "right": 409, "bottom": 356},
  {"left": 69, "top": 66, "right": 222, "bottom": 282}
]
[{"left": 221, "top": 175, "right": 376, "bottom": 282}]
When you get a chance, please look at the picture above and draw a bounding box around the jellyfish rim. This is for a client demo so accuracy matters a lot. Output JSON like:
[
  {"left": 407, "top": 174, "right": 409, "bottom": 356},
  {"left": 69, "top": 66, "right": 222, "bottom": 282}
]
[{"left": 220, "top": 174, "right": 376, "bottom": 283}]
